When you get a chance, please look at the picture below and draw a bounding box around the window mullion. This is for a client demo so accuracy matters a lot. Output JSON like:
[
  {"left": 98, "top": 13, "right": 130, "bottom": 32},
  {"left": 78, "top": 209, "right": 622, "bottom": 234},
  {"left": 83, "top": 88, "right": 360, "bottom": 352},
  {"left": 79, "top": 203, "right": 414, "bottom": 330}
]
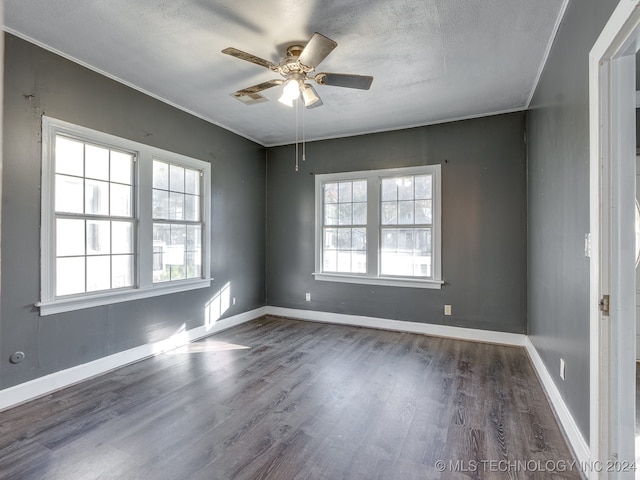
[
  {"left": 137, "top": 150, "right": 153, "bottom": 288},
  {"left": 367, "top": 177, "right": 380, "bottom": 276}
]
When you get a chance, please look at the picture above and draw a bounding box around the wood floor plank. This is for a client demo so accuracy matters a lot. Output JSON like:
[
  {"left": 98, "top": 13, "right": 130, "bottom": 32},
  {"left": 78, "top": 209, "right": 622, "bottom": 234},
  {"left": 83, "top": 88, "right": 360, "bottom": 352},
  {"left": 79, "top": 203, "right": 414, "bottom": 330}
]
[{"left": 0, "top": 316, "right": 583, "bottom": 480}]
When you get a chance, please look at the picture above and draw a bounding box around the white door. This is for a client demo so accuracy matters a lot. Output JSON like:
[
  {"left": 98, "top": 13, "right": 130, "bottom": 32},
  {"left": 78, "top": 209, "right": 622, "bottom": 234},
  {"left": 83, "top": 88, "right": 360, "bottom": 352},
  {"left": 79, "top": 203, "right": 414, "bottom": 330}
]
[{"left": 590, "top": 2, "right": 640, "bottom": 477}]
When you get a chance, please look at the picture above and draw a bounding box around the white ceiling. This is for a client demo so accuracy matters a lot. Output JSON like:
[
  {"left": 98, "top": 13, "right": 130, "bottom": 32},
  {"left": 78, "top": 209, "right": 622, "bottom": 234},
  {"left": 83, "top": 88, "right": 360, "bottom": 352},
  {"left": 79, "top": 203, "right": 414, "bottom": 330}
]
[{"left": 4, "top": 0, "right": 567, "bottom": 147}]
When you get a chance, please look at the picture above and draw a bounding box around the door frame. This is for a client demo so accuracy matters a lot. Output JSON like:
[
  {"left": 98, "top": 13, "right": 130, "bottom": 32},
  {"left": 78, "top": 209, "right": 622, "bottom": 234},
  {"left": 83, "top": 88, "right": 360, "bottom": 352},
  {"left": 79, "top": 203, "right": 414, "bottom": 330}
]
[{"left": 589, "top": 1, "right": 640, "bottom": 477}]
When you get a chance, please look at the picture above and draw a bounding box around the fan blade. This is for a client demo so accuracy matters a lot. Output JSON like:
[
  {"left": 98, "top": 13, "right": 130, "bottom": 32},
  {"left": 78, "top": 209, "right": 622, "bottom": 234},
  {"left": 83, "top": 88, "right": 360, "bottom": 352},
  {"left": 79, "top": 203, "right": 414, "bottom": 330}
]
[
  {"left": 298, "top": 33, "right": 337, "bottom": 69},
  {"left": 222, "top": 47, "right": 277, "bottom": 70},
  {"left": 235, "top": 79, "right": 283, "bottom": 96},
  {"left": 315, "top": 73, "right": 373, "bottom": 90}
]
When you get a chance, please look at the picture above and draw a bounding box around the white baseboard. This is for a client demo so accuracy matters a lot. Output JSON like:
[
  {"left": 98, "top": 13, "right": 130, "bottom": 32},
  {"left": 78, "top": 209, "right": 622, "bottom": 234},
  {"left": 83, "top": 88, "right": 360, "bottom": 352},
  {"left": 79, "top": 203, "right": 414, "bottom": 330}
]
[
  {"left": 0, "top": 306, "right": 266, "bottom": 412},
  {"left": 266, "top": 306, "right": 527, "bottom": 346},
  {"left": 267, "top": 306, "right": 589, "bottom": 470},
  {"left": 524, "top": 337, "right": 590, "bottom": 470}
]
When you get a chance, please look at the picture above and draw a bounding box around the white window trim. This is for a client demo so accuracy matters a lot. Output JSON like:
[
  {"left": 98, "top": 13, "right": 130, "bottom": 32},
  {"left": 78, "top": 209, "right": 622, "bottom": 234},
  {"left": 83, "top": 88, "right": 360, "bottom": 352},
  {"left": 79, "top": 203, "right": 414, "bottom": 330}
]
[
  {"left": 38, "top": 116, "right": 212, "bottom": 316},
  {"left": 314, "top": 165, "right": 443, "bottom": 289}
]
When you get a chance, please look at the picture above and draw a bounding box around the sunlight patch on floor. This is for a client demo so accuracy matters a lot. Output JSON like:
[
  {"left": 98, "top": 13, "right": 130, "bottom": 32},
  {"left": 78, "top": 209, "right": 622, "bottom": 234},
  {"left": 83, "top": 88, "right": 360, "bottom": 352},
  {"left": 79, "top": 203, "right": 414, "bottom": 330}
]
[{"left": 169, "top": 340, "right": 250, "bottom": 354}]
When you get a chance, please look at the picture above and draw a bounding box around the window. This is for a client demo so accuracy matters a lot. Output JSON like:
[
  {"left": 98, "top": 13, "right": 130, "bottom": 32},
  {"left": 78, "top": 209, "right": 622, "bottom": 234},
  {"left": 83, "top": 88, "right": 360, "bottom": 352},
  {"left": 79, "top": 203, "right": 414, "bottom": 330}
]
[
  {"left": 152, "top": 160, "right": 203, "bottom": 282},
  {"left": 54, "top": 136, "right": 135, "bottom": 296},
  {"left": 39, "top": 116, "right": 211, "bottom": 315},
  {"left": 314, "top": 165, "right": 442, "bottom": 289}
]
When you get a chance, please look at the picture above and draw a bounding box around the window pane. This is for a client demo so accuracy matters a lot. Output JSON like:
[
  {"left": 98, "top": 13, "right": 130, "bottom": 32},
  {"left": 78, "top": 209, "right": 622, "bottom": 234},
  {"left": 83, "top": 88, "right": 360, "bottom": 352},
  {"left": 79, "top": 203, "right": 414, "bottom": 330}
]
[
  {"left": 397, "top": 229, "right": 414, "bottom": 250},
  {"left": 153, "top": 223, "right": 171, "bottom": 283},
  {"left": 415, "top": 175, "right": 432, "bottom": 200},
  {"left": 337, "top": 251, "right": 352, "bottom": 272},
  {"left": 323, "top": 228, "right": 337, "bottom": 249},
  {"left": 171, "top": 224, "right": 187, "bottom": 248},
  {"left": 324, "top": 204, "right": 338, "bottom": 225},
  {"left": 85, "top": 144, "right": 109, "bottom": 180},
  {"left": 397, "top": 177, "right": 414, "bottom": 200},
  {"left": 415, "top": 200, "right": 432, "bottom": 224},
  {"left": 185, "top": 169, "right": 200, "bottom": 195},
  {"left": 381, "top": 229, "right": 397, "bottom": 250},
  {"left": 85, "top": 179, "right": 109, "bottom": 215},
  {"left": 337, "top": 228, "right": 352, "bottom": 249},
  {"left": 167, "top": 225, "right": 186, "bottom": 278},
  {"left": 398, "top": 201, "right": 414, "bottom": 224},
  {"left": 110, "top": 183, "right": 132, "bottom": 217},
  {"left": 170, "top": 165, "right": 185, "bottom": 192},
  {"left": 380, "top": 227, "right": 431, "bottom": 278},
  {"left": 186, "top": 252, "right": 201, "bottom": 279},
  {"left": 187, "top": 225, "right": 201, "bottom": 251},
  {"left": 153, "top": 223, "right": 171, "bottom": 245},
  {"left": 338, "top": 182, "right": 352, "bottom": 202},
  {"left": 111, "top": 151, "right": 133, "bottom": 185},
  {"left": 415, "top": 228, "right": 430, "bottom": 255},
  {"left": 152, "top": 189, "right": 169, "bottom": 219},
  {"left": 57, "top": 219, "right": 85, "bottom": 256},
  {"left": 352, "top": 227, "right": 366, "bottom": 250},
  {"left": 324, "top": 183, "right": 338, "bottom": 203},
  {"left": 112, "top": 221, "right": 133, "bottom": 254},
  {"left": 352, "top": 180, "right": 367, "bottom": 202},
  {"left": 338, "top": 203, "right": 352, "bottom": 225},
  {"left": 381, "top": 179, "right": 397, "bottom": 201},
  {"left": 169, "top": 192, "right": 184, "bottom": 220},
  {"left": 352, "top": 202, "right": 367, "bottom": 225},
  {"left": 55, "top": 175, "right": 84, "bottom": 214},
  {"left": 171, "top": 264, "right": 186, "bottom": 281},
  {"left": 87, "top": 220, "right": 110, "bottom": 255},
  {"left": 87, "top": 256, "right": 111, "bottom": 292},
  {"left": 323, "top": 249, "right": 337, "bottom": 272},
  {"left": 415, "top": 228, "right": 431, "bottom": 277},
  {"left": 381, "top": 202, "right": 397, "bottom": 225},
  {"left": 153, "top": 161, "right": 169, "bottom": 189},
  {"left": 112, "top": 255, "right": 134, "bottom": 288},
  {"left": 55, "top": 136, "right": 84, "bottom": 176},
  {"left": 56, "top": 257, "right": 85, "bottom": 296},
  {"left": 352, "top": 252, "right": 367, "bottom": 273},
  {"left": 184, "top": 194, "right": 200, "bottom": 221}
]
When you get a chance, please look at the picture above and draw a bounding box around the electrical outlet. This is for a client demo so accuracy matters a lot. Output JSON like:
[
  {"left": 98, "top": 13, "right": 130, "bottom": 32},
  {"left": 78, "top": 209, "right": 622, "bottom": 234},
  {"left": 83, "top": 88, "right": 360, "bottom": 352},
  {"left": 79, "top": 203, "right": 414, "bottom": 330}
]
[
  {"left": 232, "top": 297, "right": 236, "bottom": 305},
  {"left": 560, "top": 358, "right": 566, "bottom": 381},
  {"left": 444, "top": 305, "right": 452, "bottom": 316},
  {"left": 305, "top": 293, "right": 311, "bottom": 302}
]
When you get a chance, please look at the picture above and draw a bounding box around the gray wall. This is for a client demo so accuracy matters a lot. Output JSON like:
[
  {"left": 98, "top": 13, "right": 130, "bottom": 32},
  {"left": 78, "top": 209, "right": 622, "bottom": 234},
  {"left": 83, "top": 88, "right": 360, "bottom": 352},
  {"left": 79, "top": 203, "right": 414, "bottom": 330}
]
[
  {"left": 266, "top": 113, "right": 527, "bottom": 333},
  {"left": 527, "top": 0, "right": 618, "bottom": 441},
  {"left": 1, "top": 35, "right": 266, "bottom": 389}
]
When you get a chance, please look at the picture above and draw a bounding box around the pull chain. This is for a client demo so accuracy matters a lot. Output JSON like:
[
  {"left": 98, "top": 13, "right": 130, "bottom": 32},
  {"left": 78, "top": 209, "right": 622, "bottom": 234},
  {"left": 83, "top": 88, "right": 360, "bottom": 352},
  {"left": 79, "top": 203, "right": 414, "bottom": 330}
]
[{"left": 295, "top": 98, "right": 299, "bottom": 171}]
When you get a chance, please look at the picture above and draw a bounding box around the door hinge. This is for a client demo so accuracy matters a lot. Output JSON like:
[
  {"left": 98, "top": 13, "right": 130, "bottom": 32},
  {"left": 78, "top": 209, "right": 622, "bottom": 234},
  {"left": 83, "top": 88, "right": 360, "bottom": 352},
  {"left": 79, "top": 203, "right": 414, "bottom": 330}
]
[{"left": 599, "top": 294, "right": 610, "bottom": 316}]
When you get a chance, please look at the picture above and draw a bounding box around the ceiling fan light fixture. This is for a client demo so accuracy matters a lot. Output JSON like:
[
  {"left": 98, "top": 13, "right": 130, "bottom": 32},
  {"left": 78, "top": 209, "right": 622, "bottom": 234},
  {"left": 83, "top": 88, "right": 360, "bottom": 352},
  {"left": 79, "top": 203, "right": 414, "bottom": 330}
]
[
  {"left": 301, "top": 84, "right": 320, "bottom": 107},
  {"left": 278, "top": 79, "right": 301, "bottom": 106}
]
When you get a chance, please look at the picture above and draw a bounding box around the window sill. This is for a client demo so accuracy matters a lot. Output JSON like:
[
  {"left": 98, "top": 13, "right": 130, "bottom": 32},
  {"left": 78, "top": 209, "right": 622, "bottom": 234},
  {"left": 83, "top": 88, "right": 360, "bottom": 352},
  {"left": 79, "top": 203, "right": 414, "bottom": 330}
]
[
  {"left": 313, "top": 273, "right": 444, "bottom": 289},
  {"left": 37, "top": 278, "right": 212, "bottom": 316}
]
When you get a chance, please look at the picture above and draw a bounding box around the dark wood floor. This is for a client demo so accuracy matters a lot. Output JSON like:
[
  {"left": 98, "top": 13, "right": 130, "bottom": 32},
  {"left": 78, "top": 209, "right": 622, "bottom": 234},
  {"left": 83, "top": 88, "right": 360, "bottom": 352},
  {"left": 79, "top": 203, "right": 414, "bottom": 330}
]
[{"left": 0, "top": 316, "right": 581, "bottom": 480}]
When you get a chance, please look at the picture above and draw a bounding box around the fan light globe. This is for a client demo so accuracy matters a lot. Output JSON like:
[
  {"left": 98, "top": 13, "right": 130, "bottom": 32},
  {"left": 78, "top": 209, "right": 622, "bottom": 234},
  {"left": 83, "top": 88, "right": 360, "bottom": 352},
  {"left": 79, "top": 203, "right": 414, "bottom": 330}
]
[
  {"left": 301, "top": 84, "right": 320, "bottom": 107},
  {"left": 278, "top": 79, "right": 301, "bottom": 106}
]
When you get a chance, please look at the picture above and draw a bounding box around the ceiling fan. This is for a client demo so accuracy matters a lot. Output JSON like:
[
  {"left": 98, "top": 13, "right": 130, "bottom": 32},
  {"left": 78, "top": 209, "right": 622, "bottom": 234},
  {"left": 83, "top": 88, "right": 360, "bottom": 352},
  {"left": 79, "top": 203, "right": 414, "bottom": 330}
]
[{"left": 222, "top": 32, "right": 373, "bottom": 108}]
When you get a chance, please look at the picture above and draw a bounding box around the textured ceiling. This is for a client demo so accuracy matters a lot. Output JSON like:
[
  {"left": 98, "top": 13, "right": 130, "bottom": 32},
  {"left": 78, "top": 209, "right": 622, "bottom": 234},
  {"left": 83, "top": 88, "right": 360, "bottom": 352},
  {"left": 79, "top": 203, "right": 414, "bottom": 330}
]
[{"left": 4, "top": 0, "right": 566, "bottom": 146}]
